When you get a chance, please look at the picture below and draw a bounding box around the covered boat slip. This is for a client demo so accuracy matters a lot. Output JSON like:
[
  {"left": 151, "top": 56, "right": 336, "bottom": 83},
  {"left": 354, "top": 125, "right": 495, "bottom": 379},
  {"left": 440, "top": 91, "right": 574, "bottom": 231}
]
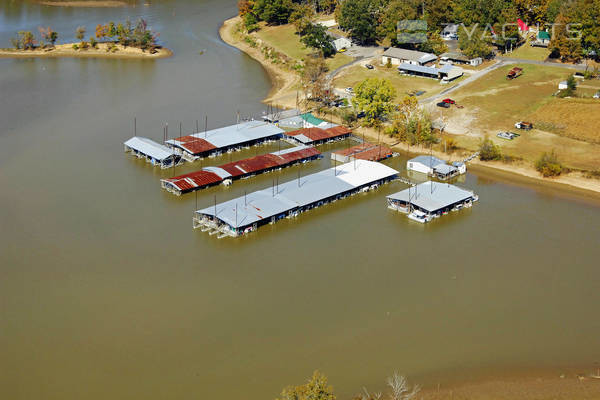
[
  {"left": 387, "top": 181, "right": 477, "bottom": 221},
  {"left": 284, "top": 126, "right": 352, "bottom": 145},
  {"left": 124, "top": 136, "right": 182, "bottom": 169},
  {"left": 160, "top": 145, "right": 322, "bottom": 195},
  {"left": 194, "top": 160, "right": 399, "bottom": 238},
  {"left": 165, "top": 120, "right": 285, "bottom": 160}
]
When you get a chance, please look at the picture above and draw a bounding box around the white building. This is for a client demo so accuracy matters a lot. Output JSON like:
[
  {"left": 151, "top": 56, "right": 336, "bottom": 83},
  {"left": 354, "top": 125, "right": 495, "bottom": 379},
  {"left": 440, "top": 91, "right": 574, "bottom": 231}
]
[
  {"left": 332, "top": 37, "right": 352, "bottom": 52},
  {"left": 381, "top": 47, "right": 437, "bottom": 66},
  {"left": 558, "top": 81, "right": 568, "bottom": 90},
  {"left": 407, "top": 155, "right": 465, "bottom": 180}
]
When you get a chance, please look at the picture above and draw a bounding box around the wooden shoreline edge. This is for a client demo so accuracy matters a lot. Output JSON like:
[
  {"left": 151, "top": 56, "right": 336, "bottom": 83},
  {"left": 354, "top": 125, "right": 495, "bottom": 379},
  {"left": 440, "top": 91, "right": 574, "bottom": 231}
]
[
  {"left": 218, "top": 16, "right": 600, "bottom": 199},
  {"left": 0, "top": 43, "right": 173, "bottom": 59}
]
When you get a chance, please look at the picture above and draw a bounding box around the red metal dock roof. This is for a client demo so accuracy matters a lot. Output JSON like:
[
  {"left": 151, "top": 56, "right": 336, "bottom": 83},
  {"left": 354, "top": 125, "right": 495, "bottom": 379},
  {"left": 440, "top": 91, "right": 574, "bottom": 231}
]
[
  {"left": 332, "top": 143, "right": 393, "bottom": 161},
  {"left": 172, "top": 135, "right": 217, "bottom": 154},
  {"left": 163, "top": 146, "right": 321, "bottom": 193}
]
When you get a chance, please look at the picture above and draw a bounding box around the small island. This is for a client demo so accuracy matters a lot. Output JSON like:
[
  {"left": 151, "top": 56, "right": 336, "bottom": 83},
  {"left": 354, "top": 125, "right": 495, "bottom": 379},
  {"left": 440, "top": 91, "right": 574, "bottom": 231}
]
[{"left": 0, "top": 19, "right": 172, "bottom": 59}]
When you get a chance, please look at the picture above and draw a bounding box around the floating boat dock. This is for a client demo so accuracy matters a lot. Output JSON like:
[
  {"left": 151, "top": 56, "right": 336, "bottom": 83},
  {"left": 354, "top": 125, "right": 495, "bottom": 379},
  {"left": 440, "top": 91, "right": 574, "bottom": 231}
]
[
  {"left": 165, "top": 120, "right": 284, "bottom": 161},
  {"left": 124, "top": 136, "right": 183, "bottom": 169},
  {"left": 331, "top": 142, "right": 395, "bottom": 163},
  {"left": 194, "top": 160, "right": 399, "bottom": 238},
  {"left": 387, "top": 181, "right": 478, "bottom": 223},
  {"left": 160, "top": 145, "right": 322, "bottom": 195},
  {"left": 284, "top": 126, "right": 352, "bottom": 145}
]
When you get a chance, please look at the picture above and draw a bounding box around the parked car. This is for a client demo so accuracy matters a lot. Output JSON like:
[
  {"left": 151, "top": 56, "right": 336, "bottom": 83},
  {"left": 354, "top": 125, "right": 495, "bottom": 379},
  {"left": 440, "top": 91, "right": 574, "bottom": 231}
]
[
  {"left": 356, "top": 111, "right": 366, "bottom": 118},
  {"left": 507, "top": 67, "right": 523, "bottom": 79},
  {"left": 345, "top": 87, "right": 354, "bottom": 94},
  {"left": 442, "top": 98, "right": 456, "bottom": 104},
  {"left": 594, "top": 91, "right": 600, "bottom": 99},
  {"left": 497, "top": 132, "right": 520, "bottom": 140},
  {"left": 436, "top": 102, "right": 451, "bottom": 108},
  {"left": 365, "top": 64, "right": 374, "bottom": 69},
  {"left": 338, "top": 48, "right": 347, "bottom": 53},
  {"left": 515, "top": 121, "right": 533, "bottom": 130}
]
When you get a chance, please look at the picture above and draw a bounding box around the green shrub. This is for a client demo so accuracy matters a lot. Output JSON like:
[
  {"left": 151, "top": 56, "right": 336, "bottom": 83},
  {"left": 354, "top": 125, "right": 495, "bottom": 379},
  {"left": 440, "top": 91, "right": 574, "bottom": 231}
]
[
  {"left": 72, "top": 43, "right": 79, "bottom": 50},
  {"left": 386, "top": 57, "right": 392, "bottom": 69},
  {"left": 90, "top": 37, "right": 97, "bottom": 48},
  {"left": 479, "top": 137, "right": 502, "bottom": 161},
  {"left": 243, "top": 13, "right": 259, "bottom": 33},
  {"left": 535, "top": 150, "right": 563, "bottom": 177}
]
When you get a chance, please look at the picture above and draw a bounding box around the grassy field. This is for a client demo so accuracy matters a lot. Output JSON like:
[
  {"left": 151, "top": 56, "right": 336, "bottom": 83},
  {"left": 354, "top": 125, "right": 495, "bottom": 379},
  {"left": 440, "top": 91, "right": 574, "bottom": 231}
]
[
  {"left": 442, "top": 64, "right": 600, "bottom": 170},
  {"left": 333, "top": 64, "right": 459, "bottom": 100},
  {"left": 501, "top": 42, "right": 551, "bottom": 61},
  {"left": 254, "top": 23, "right": 353, "bottom": 71}
]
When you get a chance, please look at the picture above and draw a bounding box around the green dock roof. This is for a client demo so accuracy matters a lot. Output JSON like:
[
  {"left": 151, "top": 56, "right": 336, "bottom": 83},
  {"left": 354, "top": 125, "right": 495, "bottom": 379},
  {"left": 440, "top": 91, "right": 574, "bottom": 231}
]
[{"left": 300, "top": 112, "right": 325, "bottom": 126}]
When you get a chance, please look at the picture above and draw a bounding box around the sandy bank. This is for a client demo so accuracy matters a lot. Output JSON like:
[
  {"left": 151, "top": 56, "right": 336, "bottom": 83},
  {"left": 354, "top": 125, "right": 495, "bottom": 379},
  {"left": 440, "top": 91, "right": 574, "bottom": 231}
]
[
  {"left": 219, "top": 16, "right": 299, "bottom": 105},
  {"left": 37, "top": 1, "right": 128, "bottom": 7},
  {"left": 0, "top": 43, "right": 172, "bottom": 59}
]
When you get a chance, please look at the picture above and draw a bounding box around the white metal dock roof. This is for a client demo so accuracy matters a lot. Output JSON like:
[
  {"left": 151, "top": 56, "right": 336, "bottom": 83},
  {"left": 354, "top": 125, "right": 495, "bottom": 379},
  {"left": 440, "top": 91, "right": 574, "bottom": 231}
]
[
  {"left": 387, "top": 181, "right": 475, "bottom": 212},
  {"left": 124, "top": 137, "right": 175, "bottom": 161},
  {"left": 198, "top": 160, "right": 398, "bottom": 229},
  {"left": 166, "top": 120, "right": 284, "bottom": 149}
]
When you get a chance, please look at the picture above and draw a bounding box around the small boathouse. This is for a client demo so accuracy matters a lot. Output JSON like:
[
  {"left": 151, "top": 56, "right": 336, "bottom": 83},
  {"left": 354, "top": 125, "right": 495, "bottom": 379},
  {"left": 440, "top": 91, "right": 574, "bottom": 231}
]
[
  {"left": 124, "top": 136, "right": 182, "bottom": 169},
  {"left": 407, "top": 155, "right": 466, "bottom": 180},
  {"left": 160, "top": 145, "right": 321, "bottom": 195},
  {"left": 194, "top": 160, "right": 399, "bottom": 238},
  {"left": 165, "top": 120, "right": 284, "bottom": 161},
  {"left": 387, "top": 181, "right": 478, "bottom": 223}
]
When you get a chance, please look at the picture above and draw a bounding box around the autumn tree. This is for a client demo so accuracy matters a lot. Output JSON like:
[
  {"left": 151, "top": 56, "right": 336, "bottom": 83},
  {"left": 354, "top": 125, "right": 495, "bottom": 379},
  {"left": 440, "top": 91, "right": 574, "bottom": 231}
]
[
  {"left": 354, "top": 78, "right": 396, "bottom": 125},
  {"left": 95, "top": 24, "right": 108, "bottom": 40},
  {"left": 38, "top": 26, "right": 57, "bottom": 48},
  {"left": 238, "top": 0, "right": 254, "bottom": 16},
  {"left": 458, "top": 25, "right": 494, "bottom": 58},
  {"left": 479, "top": 136, "right": 502, "bottom": 161},
  {"left": 387, "top": 96, "right": 434, "bottom": 145},
  {"left": 549, "top": 12, "right": 582, "bottom": 62},
  {"left": 277, "top": 371, "right": 335, "bottom": 400},
  {"left": 301, "top": 54, "right": 332, "bottom": 104},
  {"left": 18, "top": 31, "right": 36, "bottom": 50},
  {"left": 290, "top": 3, "right": 316, "bottom": 35},
  {"left": 75, "top": 26, "right": 87, "bottom": 47}
]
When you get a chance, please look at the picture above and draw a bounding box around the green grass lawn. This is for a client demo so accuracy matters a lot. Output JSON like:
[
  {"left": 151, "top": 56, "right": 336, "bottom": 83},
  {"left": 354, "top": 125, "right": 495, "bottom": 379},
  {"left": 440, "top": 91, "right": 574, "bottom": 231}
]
[
  {"left": 500, "top": 41, "right": 550, "bottom": 62},
  {"left": 254, "top": 23, "right": 353, "bottom": 71},
  {"left": 333, "top": 64, "right": 458, "bottom": 100}
]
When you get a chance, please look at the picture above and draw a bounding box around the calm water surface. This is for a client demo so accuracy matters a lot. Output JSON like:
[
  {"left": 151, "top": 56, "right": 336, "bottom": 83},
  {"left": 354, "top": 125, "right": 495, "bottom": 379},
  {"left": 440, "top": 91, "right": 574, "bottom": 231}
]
[{"left": 1, "top": 1, "right": 599, "bottom": 399}]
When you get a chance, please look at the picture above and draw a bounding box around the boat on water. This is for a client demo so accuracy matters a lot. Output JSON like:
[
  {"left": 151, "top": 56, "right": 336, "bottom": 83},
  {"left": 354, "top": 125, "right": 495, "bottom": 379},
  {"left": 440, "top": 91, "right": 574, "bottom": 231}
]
[{"left": 408, "top": 210, "right": 433, "bottom": 223}]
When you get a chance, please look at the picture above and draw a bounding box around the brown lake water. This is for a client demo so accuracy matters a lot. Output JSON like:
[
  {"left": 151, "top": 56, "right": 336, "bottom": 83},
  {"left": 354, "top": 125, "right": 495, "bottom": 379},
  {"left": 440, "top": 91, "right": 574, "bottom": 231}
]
[{"left": 1, "top": 1, "right": 599, "bottom": 399}]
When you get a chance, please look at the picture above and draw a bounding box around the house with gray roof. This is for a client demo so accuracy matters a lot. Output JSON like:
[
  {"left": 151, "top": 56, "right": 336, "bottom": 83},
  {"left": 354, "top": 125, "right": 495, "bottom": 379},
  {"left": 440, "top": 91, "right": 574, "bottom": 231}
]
[{"left": 381, "top": 47, "right": 437, "bottom": 66}]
